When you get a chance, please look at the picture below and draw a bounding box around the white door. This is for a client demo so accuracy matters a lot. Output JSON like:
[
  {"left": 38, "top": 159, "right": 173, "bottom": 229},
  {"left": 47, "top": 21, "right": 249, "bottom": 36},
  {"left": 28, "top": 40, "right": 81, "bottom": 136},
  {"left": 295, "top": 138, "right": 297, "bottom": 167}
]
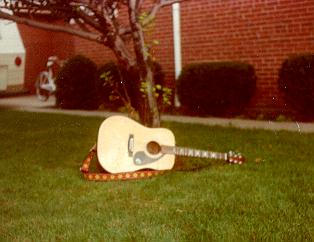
[{"left": 0, "top": 65, "right": 8, "bottom": 91}]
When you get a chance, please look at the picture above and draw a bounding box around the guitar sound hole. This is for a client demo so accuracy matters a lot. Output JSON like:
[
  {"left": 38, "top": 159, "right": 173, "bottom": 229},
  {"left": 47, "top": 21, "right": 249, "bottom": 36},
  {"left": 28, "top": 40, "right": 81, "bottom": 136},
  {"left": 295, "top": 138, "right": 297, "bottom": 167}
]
[{"left": 146, "top": 141, "right": 161, "bottom": 155}]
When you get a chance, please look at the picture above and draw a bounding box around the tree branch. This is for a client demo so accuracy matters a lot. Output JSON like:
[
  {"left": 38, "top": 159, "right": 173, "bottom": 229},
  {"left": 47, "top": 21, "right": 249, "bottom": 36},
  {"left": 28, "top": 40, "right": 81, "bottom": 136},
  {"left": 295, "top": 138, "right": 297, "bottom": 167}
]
[
  {"left": 118, "top": 0, "right": 185, "bottom": 36},
  {"left": 142, "top": 0, "right": 184, "bottom": 26},
  {"left": 75, "top": 8, "right": 105, "bottom": 33},
  {"left": 0, "top": 10, "right": 105, "bottom": 44}
]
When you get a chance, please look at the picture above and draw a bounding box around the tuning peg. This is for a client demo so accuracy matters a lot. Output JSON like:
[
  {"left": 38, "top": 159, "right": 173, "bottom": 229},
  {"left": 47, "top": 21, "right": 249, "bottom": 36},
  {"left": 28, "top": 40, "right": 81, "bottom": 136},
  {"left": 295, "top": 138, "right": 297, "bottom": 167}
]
[
  {"left": 234, "top": 153, "right": 240, "bottom": 165},
  {"left": 228, "top": 151, "right": 234, "bottom": 164},
  {"left": 238, "top": 153, "right": 244, "bottom": 165}
]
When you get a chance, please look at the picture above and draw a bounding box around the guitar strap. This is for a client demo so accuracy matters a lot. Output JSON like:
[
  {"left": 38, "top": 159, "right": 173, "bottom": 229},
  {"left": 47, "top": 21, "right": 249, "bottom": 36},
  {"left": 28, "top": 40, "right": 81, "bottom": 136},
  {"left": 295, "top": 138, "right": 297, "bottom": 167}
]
[{"left": 80, "top": 144, "right": 165, "bottom": 181}]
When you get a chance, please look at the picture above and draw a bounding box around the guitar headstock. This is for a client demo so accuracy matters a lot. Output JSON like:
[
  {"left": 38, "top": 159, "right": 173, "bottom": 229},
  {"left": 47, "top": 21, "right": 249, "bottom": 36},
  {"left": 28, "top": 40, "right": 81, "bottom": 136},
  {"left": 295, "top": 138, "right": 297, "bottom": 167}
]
[{"left": 227, "top": 151, "right": 245, "bottom": 165}]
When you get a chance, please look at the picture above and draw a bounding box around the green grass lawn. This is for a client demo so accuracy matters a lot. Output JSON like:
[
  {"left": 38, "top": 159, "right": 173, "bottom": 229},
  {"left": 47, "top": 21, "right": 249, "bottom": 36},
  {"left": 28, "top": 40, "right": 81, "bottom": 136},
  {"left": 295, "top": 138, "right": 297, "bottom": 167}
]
[{"left": 0, "top": 110, "right": 313, "bottom": 241}]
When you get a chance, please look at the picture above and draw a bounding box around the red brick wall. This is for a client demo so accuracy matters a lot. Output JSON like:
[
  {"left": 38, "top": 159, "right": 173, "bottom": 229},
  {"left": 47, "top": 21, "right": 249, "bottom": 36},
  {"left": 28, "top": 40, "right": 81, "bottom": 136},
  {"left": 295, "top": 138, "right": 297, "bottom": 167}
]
[
  {"left": 67, "top": 0, "right": 314, "bottom": 115},
  {"left": 72, "top": 36, "right": 115, "bottom": 66},
  {"left": 19, "top": 0, "right": 314, "bottom": 115},
  {"left": 18, "top": 25, "right": 54, "bottom": 91},
  {"left": 18, "top": 24, "right": 74, "bottom": 92},
  {"left": 179, "top": 0, "right": 314, "bottom": 115},
  {"left": 50, "top": 31, "right": 74, "bottom": 62}
]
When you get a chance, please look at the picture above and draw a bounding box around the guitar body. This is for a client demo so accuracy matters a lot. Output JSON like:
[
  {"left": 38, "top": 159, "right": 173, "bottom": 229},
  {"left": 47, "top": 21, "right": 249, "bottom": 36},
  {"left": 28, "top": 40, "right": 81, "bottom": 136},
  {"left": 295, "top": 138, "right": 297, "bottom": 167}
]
[{"left": 97, "top": 116, "right": 175, "bottom": 174}]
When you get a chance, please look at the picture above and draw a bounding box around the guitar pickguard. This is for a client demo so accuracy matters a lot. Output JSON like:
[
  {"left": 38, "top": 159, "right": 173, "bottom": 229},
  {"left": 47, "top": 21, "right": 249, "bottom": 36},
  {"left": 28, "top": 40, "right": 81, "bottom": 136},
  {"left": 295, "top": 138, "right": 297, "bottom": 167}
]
[{"left": 133, "top": 151, "right": 165, "bottom": 166}]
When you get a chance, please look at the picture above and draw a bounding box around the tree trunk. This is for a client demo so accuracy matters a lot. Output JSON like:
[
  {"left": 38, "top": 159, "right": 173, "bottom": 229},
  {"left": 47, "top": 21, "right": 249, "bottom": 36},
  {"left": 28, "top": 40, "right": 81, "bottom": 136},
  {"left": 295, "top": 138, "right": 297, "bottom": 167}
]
[
  {"left": 136, "top": 62, "right": 160, "bottom": 127},
  {"left": 110, "top": 34, "right": 160, "bottom": 127},
  {"left": 128, "top": 1, "right": 160, "bottom": 127}
]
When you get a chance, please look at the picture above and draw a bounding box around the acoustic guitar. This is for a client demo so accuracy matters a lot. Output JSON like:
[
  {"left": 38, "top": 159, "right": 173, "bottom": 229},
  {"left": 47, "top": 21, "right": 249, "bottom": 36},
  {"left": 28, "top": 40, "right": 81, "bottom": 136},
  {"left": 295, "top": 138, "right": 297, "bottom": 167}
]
[{"left": 97, "top": 116, "right": 244, "bottom": 174}]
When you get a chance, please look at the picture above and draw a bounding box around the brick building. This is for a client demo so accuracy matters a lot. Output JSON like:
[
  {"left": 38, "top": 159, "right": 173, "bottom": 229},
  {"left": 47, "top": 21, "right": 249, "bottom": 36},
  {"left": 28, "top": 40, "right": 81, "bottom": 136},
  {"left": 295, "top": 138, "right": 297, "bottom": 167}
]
[{"left": 18, "top": 0, "right": 314, "bottom": 116}]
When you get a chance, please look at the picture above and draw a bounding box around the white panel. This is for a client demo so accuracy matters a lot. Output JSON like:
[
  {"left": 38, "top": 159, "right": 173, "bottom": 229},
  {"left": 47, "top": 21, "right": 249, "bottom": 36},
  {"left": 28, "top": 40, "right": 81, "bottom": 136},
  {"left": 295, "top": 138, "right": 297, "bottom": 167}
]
[
  {"left": 0, "top": 65, "right": 8, "bottom": 90},
  {"left": 0, "top": 20, "right": 25, "bottom": 54}
]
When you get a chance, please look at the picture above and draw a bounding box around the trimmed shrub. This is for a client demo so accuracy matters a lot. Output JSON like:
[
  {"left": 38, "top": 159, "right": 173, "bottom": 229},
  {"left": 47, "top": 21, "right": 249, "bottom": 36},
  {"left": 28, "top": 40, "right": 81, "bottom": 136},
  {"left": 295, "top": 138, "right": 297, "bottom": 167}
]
[
  {"left": 278, "top": 54, "right": 314, "bottom": 117},
  {"left": 177, "top": 62, "right": 256, "bottom": 116},
  {"left": 97, "top": 61, "right": 166, "bottom": 108},
  {"left": 55, "top": 55, "right": 98, "bottom": 110}
]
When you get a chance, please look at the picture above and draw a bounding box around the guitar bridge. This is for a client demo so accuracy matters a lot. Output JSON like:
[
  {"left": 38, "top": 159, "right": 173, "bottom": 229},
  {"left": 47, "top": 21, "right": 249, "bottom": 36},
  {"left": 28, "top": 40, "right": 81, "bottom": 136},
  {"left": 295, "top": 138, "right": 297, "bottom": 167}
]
[{"left": 128, "top": 134, "right": 134, "bottom": 157}]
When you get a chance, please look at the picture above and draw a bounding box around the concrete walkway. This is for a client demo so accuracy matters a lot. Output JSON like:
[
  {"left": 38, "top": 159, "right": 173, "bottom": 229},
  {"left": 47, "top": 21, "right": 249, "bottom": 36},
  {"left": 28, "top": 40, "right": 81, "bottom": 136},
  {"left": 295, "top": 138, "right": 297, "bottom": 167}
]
[{"left": 1, "top": 95, "right": 314, "bottom": 133}]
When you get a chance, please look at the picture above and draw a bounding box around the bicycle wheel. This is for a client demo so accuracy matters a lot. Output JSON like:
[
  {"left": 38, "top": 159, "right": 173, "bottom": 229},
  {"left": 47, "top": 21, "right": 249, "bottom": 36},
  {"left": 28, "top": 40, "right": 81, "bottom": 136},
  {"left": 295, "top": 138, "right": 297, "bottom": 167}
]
[{"left": 35, "top": 71, "right": 50, "bottom": 101}]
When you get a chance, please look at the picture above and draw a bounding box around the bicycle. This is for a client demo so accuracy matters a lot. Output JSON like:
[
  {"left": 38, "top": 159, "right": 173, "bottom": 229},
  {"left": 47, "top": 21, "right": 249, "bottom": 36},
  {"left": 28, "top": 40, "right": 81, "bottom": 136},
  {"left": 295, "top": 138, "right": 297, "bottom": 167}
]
[{"left": 35, "top": 56, "right": 63, "bottom": 101}]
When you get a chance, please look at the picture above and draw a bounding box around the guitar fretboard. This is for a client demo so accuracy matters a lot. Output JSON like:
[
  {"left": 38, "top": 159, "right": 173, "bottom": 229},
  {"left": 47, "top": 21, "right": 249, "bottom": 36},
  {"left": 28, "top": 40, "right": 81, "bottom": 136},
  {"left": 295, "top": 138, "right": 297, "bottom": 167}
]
[{"left": 161, "top": 145, "right": 228, "bottom": 161}]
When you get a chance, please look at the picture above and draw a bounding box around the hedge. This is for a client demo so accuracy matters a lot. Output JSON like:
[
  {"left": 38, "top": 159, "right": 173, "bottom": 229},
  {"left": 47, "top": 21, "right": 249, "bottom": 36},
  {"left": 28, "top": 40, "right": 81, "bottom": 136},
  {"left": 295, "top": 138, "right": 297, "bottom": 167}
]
[
  {"left": 177, "top": 61, "right": 256, "bottom": 116},
  {"left": 55, "top": 55, "right": 98, "bottom": 110},
  {"left": 278, "top": 53, "right": 314, "bottom": 117}
]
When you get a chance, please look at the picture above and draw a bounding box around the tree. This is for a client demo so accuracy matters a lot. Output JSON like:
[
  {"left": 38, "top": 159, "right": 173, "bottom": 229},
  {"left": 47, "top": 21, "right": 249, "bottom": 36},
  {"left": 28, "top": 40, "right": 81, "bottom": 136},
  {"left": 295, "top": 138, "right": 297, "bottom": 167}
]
[{"left": 0, "top": 0, "right": 183, "bottom": 127}]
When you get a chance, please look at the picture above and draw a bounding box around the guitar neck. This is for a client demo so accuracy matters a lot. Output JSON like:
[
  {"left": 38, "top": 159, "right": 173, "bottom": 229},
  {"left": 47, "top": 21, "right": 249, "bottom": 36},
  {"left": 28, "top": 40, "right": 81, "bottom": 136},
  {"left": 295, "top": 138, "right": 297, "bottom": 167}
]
[{"left": 161, "top": 145, "right": 228, "bottom": 161}]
